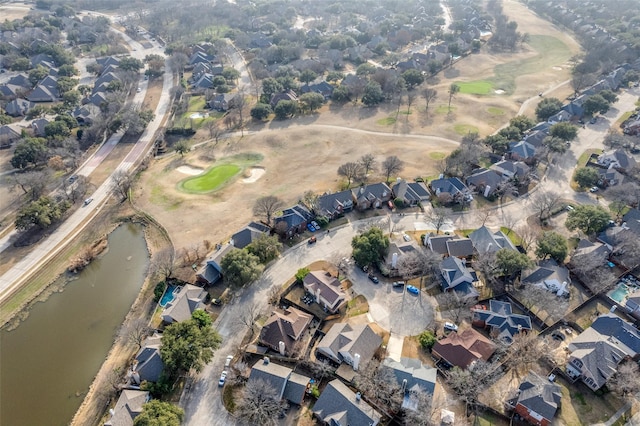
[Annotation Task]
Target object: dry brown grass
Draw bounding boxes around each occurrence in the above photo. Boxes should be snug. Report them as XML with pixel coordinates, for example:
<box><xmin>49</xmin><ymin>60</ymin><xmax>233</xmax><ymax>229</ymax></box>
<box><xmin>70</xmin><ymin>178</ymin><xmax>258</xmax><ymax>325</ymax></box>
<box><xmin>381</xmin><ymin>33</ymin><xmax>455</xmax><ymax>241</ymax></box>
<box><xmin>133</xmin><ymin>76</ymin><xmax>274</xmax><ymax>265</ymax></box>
<box><xmin>0</xmin><ymin>3</ymin><xmax>31</xmax><ymax>20</ymax></box>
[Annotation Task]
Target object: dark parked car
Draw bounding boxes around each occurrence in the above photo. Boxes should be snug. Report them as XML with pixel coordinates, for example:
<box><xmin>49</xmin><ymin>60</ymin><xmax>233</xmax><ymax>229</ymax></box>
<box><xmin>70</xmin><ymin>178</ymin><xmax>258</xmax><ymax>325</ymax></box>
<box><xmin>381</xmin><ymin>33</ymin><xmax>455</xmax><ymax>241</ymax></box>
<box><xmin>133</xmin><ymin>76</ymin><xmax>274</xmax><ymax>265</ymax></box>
<box><xmin>308</xmin><ymin>236</ymin><xmax>317</xmax><ymax>244</ymax></box>
<box><xmin>368</xmin><ymin>274</ymin><xmax>379</xmax><ymax>284</ymax></box>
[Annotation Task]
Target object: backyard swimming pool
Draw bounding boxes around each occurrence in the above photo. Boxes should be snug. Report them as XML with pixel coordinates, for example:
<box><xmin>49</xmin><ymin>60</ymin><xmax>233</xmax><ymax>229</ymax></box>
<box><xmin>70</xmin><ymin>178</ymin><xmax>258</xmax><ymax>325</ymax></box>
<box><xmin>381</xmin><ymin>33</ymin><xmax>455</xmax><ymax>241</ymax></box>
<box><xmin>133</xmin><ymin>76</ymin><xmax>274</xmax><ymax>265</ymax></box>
<box><xmin>607</xmin><ymin>275</ymin><xmax>640</xmax><ymax>304</ymax></box>
<box><xmin>160</xmin><ymin>284</ymin><xmax>179</xmax><ymax>307</ymax></box>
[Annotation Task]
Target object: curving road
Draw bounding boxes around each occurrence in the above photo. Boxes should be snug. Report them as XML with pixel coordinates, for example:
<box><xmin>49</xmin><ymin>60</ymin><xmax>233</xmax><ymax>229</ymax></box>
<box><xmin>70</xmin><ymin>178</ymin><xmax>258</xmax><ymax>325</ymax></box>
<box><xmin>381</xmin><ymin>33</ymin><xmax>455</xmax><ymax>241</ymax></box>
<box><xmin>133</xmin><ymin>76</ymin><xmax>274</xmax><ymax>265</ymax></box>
<box><xmin>0</xmin><ymin>21</ymin><xmax>174</xmax><ymax>305</ymax></box>
<box><xmin>180</xmin><ymin>85</ymin><xmax>640</xmax><ymax>425</ymax></box>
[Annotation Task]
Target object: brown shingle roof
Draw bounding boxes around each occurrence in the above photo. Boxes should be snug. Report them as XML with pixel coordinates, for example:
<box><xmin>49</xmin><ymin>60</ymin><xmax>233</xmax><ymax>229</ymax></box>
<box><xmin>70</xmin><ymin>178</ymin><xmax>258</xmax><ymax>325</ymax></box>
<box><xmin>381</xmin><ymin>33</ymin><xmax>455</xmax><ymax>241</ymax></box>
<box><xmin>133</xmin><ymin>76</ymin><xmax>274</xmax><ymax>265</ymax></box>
<box><xmin>259</xmin><ymin>307</ymin><xmax>312</xmax><ymax>355</ymax></box>
<box><xmin>303</xmin><ymin>271</ymin><xmax>346</xmax><ymax>308</ymax></box>
<box><xmin>432</xmin><ymin>328</ymin><xmax>496</xmax><ymax>369</ymax></box>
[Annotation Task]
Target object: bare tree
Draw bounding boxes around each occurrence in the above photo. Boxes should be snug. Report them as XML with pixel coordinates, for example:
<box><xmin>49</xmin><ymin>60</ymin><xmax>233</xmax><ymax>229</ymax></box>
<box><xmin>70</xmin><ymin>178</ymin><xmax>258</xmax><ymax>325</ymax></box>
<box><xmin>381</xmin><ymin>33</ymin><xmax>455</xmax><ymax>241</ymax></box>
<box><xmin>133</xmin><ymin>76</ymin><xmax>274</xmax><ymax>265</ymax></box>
<box><xmin>474</xmin><ymin>207</ymin><xmax>492</xmax><ymax>226</ymax></box>
<box><xmin>515</xmin><ymin>284</ymin><xmax>568</xmax><ymax>323</ymax></box>
<box><xmin>611</xmin><ymin>230</ymin><xmax>640</xmax><ymax>269</ymax></box>
<box><xmin>337</xmin><ymin>162</ymin><xmax>363</xmax><ymax>187</ymax></box>
<box><xmin>300</xmin><ymin>359</ymin><xmax>335</xmax><ymax>386</ymax></box>
<box><xmin>472</xmin><ymin>250</ymin><xmax>499</xmax><ymax>290</ymax></box>
<box><xmin>111</xmin><ymin>169</ymin><xmax>133</xmax><ymax>201</ymax></box>
<box><xmin>236</xmin><ymin>378</ymin><xmax>286</xmax><ymax>426</ymax></box>
<box><xmin>532</xmin><ymin>191</ymin><xmax>561</xmax><ymax>223</ymax></box>
<box><xmin>437</xmin><ymin>291</ymin><xmax>475</xmax><ymax>323</ymax></box>
<box><xmin>447</xmin><ymin>360</ymin><xmax>502</xmax><ymax>413</ymax></box>
<box><xmin>355</xmin><ymin>360</ymin><xmax>404</xmax><ymax>414</ymax></box>
<box><xmin>608</xmin><ymin>360</ymin><xmax>640</xmax><ymax>401</ymax></box>
<box><xmin>253</xmin><ymin>195</ymin><xmax>284</xmax><ymax>226</ymax></box>
<box><xmin>406</xmin><ymin>91</ymin><xmax>417</xmax><ymax>115</ymax></box>
<box><xmin>359</xmin><ymin>154</ymin><xmax>377</xmax><ymax>176</ymax></box>
<box><xmin>402</xmin><ymin>387</ymin><xmax>435</xmax><ymax>426</ymax></box>
<box><xmin>227</xmin><ymin>360</ymin><xmax>249</xmax><ymax>386</ymax></box>
<box><xmin>517</xmin><ymin>225</ymin><xmax>538</xmax><ymax>253</ymax></box>
<box><xmin>235</xmin><ymin>86</ymin><xmax>248</xmax><ymax>137</ymax></box>
<box><xmin>206</xmin><ymin>120</ymin><xmax>224</xmax><ymax>146</ymax></box>
<box><xmin>382</xmin><ymin>155</ymin><xmax>405</xmax><ymax>182</ymax></box>
<box><xmin>425</xmin><ymin>207</ymin><xmax>449</xmax><ymax>234</ymax></box>
<box><xmin>125</xmin><ymin>319</ymin><xmax>152</xmax><ymax>349</ymax></box>
<box><xmin>503</xmin><ymin>332</ymin><xmax>551</xmax><ymax>371</ymax></box>
<box><xmin>397</xmin><ymin>249</ymin><xmax>441</xmax><ymax>290</ymax></box>
<box><xmin>237</xmin><ymin>302</ymin><xmax>262</xmax><ymax>339</ymax></box>
<box><xmin>152</xmin><ymin>247</ymin><xmax>176</xmax><ymax>280</ymax></box>
<box><xmin>422</xmin><ymin>87</ymin><xmax>438</xmax><ymax>116</ymax></box>
<box><xmin>8</xmin><ymin>170</ymin><xmax>51</xmax><ymax>201</ymax></box>
<box><xmin>301</xmin><ymin>190</ymin><xmax>318</xmax><ymax>214</ymax></box>
<box><xmin>168</xmin><ymin>52</ymin><xmax>189</xmax><ymax>75</ymax></box>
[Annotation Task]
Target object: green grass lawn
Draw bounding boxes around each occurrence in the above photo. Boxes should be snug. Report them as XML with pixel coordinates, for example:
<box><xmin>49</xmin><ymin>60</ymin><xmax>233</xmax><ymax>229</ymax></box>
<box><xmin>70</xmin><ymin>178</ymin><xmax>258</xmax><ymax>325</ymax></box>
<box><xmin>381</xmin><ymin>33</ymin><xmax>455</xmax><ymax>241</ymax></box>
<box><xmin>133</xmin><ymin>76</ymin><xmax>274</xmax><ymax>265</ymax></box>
<box><xmin>188</xmin><ymin>96</ymin><xmax>206</xmax><ymax>111</ymax></box>
<box><xmin>463</xmin><ymin>35</ymin><xmax>572</xmax><ymax>96</ymax></box>
<box><xmin>500</xmin><ymin>227</ymin><xmax>522</xmax><ymax>246</ymax></box>
<box><xmin>436</xmin><ymin>104</ymin><xmax>456</xmax><ymax>114</ymax></box>
<box><xmin>487</xmin><ymin>107</ymin><xmax>505</xmax><ymax>116</ymax></box>
<box><xmin>454</xmin><ymin>124</ymin><xmax>479</xmax><ymax>135</ymax></box>
<box><xmin>180</xmin><ymin>164</ymin><xmax>241</xmax><ymax>193</ymax></box>
<box><xmin>377</xmin><ymin>116</ymin><xmax>397</xmax><ymax>125</ymax></box>
<box><xmin>429</xmin><ymin>152</ymin><xmax>447</xmax><ymax>160</ymax></box>
<box><xmin>457</xmin><ymin>81</ymin><xmax>494</xmax><ymax>95</ymax></box>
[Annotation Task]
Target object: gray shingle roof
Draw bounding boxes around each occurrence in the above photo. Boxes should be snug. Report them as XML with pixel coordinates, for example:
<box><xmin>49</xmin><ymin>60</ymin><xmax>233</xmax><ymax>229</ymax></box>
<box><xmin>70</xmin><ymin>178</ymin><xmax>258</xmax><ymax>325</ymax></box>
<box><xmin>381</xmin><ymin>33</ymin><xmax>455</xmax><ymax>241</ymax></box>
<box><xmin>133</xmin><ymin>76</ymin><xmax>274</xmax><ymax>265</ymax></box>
<box><xmin>469</xmin><ymin>226</ymin><xmax>516</xmax><ymax>253</ymax></box>
<box><xmin>472</xmin><ymin>300</ymin><xmax>532</xmax><ymax>344</ymax></box>
<box><xmin>248</xmin><ymin>359</ymin><xmax>291</xmax><ymax>399</ymax></box>
<box><xmin>282</xmin><ymin>372</ymin><xmax>310</xmax><ymax>405</ymax></box>
<box><xmin>516</xmin><ymin>372</ymin><xmax>561</xmax><ymax>423</ymax></box>
<box><xmin>231</xmin><ymin>221</ymin><xmax>270</xmax><ymax>249</ymax></box>
<box><xmin>134</xmin><ymin>333</ymin><xmax>164</xmax><ymax>383</ymax></box>
<box><xmin>316</xmin><ymin>190</ymin><xmax>354</xmax><ymax>217</ymax></box>
<box><xmin>104</xmin><ymin>390</ymin><xmax>149</xmax><ymax>426</ymax></box>
<box><xmin>382</xmin><ymin>357</ymin><xmax>437</xmax><ymax>395</ymax></box>
<box><xmin>313</xmin><ymin>379</ymin><xmax>381</xmax><ymax>426</ymax></box>
<box><xmin>316</xmin><ymin>323</ymin><xmax>382</xmax><ymax>365</ymax></box>
<box><xmin>161</xmin><ymin>284</ymin><xmax>206</xmax><ymax>323</ymax></box>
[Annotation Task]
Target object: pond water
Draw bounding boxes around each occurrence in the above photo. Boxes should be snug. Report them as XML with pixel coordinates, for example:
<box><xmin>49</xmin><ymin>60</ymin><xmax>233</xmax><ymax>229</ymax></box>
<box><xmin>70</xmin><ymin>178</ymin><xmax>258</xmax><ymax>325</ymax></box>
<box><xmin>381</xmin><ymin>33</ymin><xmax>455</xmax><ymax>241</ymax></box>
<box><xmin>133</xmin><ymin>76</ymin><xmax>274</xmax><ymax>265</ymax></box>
<box><xmin>0</xmin><ymin>223</ymin><xmax>149</xmax><ymax>426</ymax></box>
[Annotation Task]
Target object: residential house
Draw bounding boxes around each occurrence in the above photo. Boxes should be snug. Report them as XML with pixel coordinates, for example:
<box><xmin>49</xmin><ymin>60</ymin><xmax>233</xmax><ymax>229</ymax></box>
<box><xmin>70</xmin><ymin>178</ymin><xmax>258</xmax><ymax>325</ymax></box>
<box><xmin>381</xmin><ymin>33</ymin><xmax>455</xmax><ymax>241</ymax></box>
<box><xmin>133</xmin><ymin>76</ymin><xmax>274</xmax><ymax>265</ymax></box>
<box><xmin>161</xmin><ymin>284</ymin><xmax>207</xmax><ymax>324</ymax></box>
<box><xmin>269</xmin><ymin>90</ymin><xmax>298</xmax><ymax>109</ymax></box>
<box><xmin>189</xmin><ymin>51</ymin><xmax>215</xmax><ymax>66</ymax></box>
<box><xmin>7</xmin><ymin>73</ymin><xmax>31</xmax><ymax>88</ymax></box>
<box><xmin>547</xmin><ymin>109</ymin><xmax>572</xmax><ymax>124</ymax></box>
<box><xmin>88</xmin><ymin>91</ymin><xmax>108</xmax><ymax>108</ymax></box>
<box><xmin>94</xmin><ymin>72</ymin><xmax>120</xmax><ymax>92</ymax></box>
<box><xmin>274</xmin><ymin>204</ymin><xmax>313</xmax><ymax>237</ymax></box>
<box><xmin>512</xmin><ymin>372</ymin><xmax>562</xmax><ymax>426</ymax></box>
<box><xmin>472</xmin><ymin>300</ymin><xmax>532</xmax><ymax>344</ymax></box>
<box><xmin>446</xmin><ymin>238</ymin><xmax>474</xmax><ymax>259</ymax></box>
<box><xmin>597</xmin><ymin>149</ymin><xmax>638</xmax><ymax>173</ymax></box>
<box><xmin>523</xmin><ymin>130</ymin><xmax>549</xmax><ymax>148</ymax></box>
<box><xmin>425</xmin><ymin>234</ymin><xmax>454</xmax><ymax>256</ymax></box>
<box><xmin>439</xmin><ymin>256</ymin><xmax>479</xmax><ymax>297</ymax></box>
<box><xmin>432</xmin><ymin>328</ymin><xmax>496</xmax><ymax>369</ymax></box>
<box><xmin>0</xmin><ymin>83</ymin><xmax>22</xmax><ymax>99</ymax></box>
<box><xmin>191</xmin><ymin>73</ymin><xmax>216</xmax><ymax>90</ymax></box>
<box><xmin>27</xmin><ymin>85</ymin><xmax>57</xmax><ymax>102</ymax></box>
<box><xmin>259</xmin><ymin>306</ymin><xmax>312</xmax><ymax>356</ymax></box>
<box><xmin>196</xmin><ymin>244</ymin><xmax>234</xmax><ymax>285</ymax></box>
<box><xmin>96</xmin><ymin>56</ymin><xmax>120</xmax><ymax>68</ymax></box>
<box><xmin>521</xmin><ymin>259</ymin><xmax>571</xmax><ymax>296</ymax></box>
<box><xmin>31</xmin><ymin>117</ymin><xmax>51</xmax><ymax>137</ymax></box>
<box><xmin>561</xmin><ymin>95</ymin><xmax>587</xmax><ymax>119</ymax></box>
<box><xmin>508</xmin><ymin>140</ymin><xmax>536</xmax><ymax>161</ymax></box>
<box><xmin>316</xmin><ymin>323</ymin><xmax>382</xmax><ymax>367</ymax></box>
<box><xmin>299</xmin><ymin>80</ymin><xmax>334</xmax><ymax>100</ymax></box>
<box><xmin>352</xmin><ymin>182</ymin><xmax>393</xmax><ymax>210</ymax></box>
<box><xmin>313</xmin><ymin>379</ymin><xmax>382</xmax><ymax>426</ymax></box>
<box><xmin>302</xmin><ymin>270</ymin><xmax>347</xmax><ymax>313</ymax></box>
<box><xmin>72</xmin><ymin>104</ymin><xmax>100</xmax><ymax>126</ymax></box>
<box><xmin>490</xmin><ymin>160</ymin><xmax>530</xmax><ymax>180</ymax></box>
<box><xmin>132</xmin><ymin>333</ymin><xmax>164</xmax><ymax>384</ymax></box>
<box><xmin>382</xmin><ymin>357</ymin><xmax>437</xmax><ymax>397</ymax></box>
<box><xmin>392</xmin><ymin>179</ymin><xmax>430</xmax><ymax>206</ymax></box>
<box><xmin>469</xmin><ymin>225</ymin><xmax>516</xmax><ymax>253</ymax></box>
<box><xmin>566</xmin><ymin>313</ymin><xmax>640</xmax><ymax>390</ymax></box>
<box><xmin>104</xmin><ymin>390</ymin><xmax>149</xmax><ymax>426</ymax></box>
<box><xmin>249</xmin><ymin>34</ymin><xmax>273</xmax><ymax>49</ymax></box>
<box><xmin>231</xmin><ymin>221</ymin><xmax>270</xmax><ymax>249</ymax></box>
<box><xmin>625</xmin><ymin>290</ymin><xmax>640</xmax><ymax>321</ymax></box>
<box><xmin>4</xmin><ymin>98</ymin><xmax>33</xmax><ymax>116</ymax></box>
<box><xmin>315</xmin><ymin>190</ymin><xmax>354</xmax><ymax>219</ymax></box>
<box><xmin>206</xmin><ymin>93</ymin><xmax>237</xmax><ymax>112</ymax></box>
<box><xmin>622</xmin><ymin>208</ymin><xmax>640</xmax><ymax>235</ymax></box>
<box><xmin>248</xmin><ymin>358</ymin><xmax>311</xmax><ymax>405</ymax></box>
<box><xmin>0</xmin><ymin>125</ymin><xmax>20</xmax><ymax>148</ymax></box>
<box><xmin>597</xmin><ymin>167</ymin><xmax>625</xmax><ymax>187</ymax></box>
<box><xmin>430</xmin><ymin>177</ymin><xmax>472</xmax><ymax>204</ymax></box>
<box><xmin>466</xmin><ymin>168</ymin><xmax>503</xmax><ymax>198</ymax></box>
<box><xmin>623</xmin><ymin>117</ymin><xmax>640</xmax><ymax>135</ymax></box>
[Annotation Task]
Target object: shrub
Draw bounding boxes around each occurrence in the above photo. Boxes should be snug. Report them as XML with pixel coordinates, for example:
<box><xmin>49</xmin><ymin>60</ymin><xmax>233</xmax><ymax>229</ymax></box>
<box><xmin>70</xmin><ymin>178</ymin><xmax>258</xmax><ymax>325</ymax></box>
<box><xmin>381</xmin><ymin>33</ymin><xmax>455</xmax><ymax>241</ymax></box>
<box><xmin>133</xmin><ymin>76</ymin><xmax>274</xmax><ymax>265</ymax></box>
<box><xmin>418</xmin><ymin>330</ymin><xmax>437</xmax><ymax>350</ymax></box>
<box><xmin>295</xmin><ymin>267</ymin><xmax>310</xmax><ymax>283</ymax></box>
<box><xmin>154</xmin><ymin>281</ymin><xmax>167</xmax><ymax>302</ymax></box>
<box><xmin>394</xmin><ymin>197</ymin><xmax>404</xmax><ymax>207</ymax></box>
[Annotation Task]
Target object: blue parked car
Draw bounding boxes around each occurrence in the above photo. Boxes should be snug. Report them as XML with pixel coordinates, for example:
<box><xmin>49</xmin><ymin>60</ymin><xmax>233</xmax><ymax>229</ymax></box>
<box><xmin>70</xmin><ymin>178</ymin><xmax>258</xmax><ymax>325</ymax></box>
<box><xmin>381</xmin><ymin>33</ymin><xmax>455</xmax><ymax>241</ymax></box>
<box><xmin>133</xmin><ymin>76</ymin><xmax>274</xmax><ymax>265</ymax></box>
<box><xmin>406</xmin><ymin>285</ymin><xmax>419</xmax><ymax>295</ymax></box>
<box><xmin>307</xmin><ymin>223</ymin><xmax>316</xmax><ymax>232</ymax></box>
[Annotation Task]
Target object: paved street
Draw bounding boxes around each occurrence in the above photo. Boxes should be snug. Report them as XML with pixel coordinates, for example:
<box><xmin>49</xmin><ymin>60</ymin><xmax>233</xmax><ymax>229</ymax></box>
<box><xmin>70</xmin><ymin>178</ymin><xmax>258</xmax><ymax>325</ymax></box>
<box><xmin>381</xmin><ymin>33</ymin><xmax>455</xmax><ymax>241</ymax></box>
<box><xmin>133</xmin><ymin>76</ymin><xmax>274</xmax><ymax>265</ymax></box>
<box><xmin>0</xmin><ymin>23</ymin><xmax>174</xmax><ymax>304</ymax></box>
<box><xmin>181</xmin><ymin>86</ymin><xmax>640</xmax><ymax>424</ymax></box>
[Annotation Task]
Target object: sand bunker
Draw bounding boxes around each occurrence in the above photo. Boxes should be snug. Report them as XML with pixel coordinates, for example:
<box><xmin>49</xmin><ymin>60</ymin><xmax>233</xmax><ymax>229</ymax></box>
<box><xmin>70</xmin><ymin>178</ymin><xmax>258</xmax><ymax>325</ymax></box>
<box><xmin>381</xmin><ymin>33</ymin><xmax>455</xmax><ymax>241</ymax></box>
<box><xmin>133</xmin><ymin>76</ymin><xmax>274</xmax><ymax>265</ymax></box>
<box><xmin>242</xmin><ymin>167</ymin><xmax>266</xmax><ymax>183</ymax></box>
<box><xmin>494</xmin><ymin>89</ymin><xmax>505</xmax><ymax>94</ymax></box>
<box><xmin>552</xmin><ymin>66</ymin><xmax>563</xmax><ymax>70</ymax></box>
<box><xmin>176</xmin><ymin>165</ymin><xmax>204</xmax><ymax>175</ymax></box>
